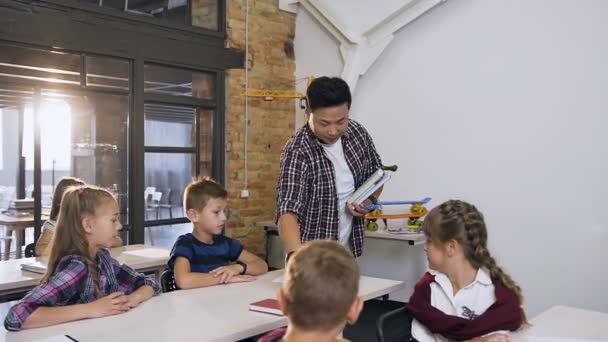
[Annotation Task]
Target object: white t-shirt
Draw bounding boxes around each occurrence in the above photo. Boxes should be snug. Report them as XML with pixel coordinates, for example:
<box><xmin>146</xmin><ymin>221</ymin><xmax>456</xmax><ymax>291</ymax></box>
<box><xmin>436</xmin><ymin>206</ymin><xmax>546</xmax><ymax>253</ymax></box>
<box><xmin>321</xmin><ymin>137</ymin><xmax>355</xmax><ymax>246</ymax></box>
<box><xmin>411</xmin><ymin>268</ymin><xmax>501</xmax><ymax>342</ymax></box>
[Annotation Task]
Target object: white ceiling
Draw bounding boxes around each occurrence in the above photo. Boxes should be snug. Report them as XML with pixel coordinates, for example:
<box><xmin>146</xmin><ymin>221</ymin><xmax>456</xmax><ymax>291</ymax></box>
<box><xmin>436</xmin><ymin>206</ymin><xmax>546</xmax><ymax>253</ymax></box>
<box><xmin>314</xmin><ymin>0</ymin><xmax>414</xmax><ymax>36</ymax></box>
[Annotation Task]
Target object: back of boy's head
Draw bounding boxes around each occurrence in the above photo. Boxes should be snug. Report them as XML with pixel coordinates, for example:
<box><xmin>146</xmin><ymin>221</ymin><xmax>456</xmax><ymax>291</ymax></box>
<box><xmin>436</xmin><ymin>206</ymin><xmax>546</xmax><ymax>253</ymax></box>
<box><xmin>183</xmin><ymin>177</ymin><xmax>227</xmax><ymax>211</ymax></box>
<box><xmin>283</xmin><ymin>240</ymin><xmax>359</xmax><ymax>331</ymax></box>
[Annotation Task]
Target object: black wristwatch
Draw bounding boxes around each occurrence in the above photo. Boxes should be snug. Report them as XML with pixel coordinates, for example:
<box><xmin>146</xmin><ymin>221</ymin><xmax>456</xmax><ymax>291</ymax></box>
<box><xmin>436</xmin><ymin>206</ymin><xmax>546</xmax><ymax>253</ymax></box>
<box><xmin>235</xmin><ymin>260</ymin><xmax>247</xmax><ymax>275</ymax></box>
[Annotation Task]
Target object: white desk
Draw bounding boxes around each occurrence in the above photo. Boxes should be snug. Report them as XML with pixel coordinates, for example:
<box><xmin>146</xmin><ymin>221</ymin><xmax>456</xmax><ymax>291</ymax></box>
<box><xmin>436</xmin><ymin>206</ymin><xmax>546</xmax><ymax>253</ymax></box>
<box><xmin>365</xmin><ymin>230</ymin><xmax>426</xmax><ymax>245</ymax></box>
<box><xmin>0</xmin><ymin>245</ymin><xmax>169</xmax><ymax>297</ymax></box>
<box><xmin>0</xmin><ymin>214</ymin><xmax>49</xmax><ymax>260</ymax></box>
<box><xmin>0</xmin><ymin>269</ymin><xmax>404</xmax><ymax>342</ymax></box>
<box><xmin>511</xmin><ymin>305</ymin><xmax>608</xmax><ymax>341</ymax></box>
<box><xmin>255</xmin><ymin>220</ymin><xmax>427</xmax><ymax>302</ymax></box>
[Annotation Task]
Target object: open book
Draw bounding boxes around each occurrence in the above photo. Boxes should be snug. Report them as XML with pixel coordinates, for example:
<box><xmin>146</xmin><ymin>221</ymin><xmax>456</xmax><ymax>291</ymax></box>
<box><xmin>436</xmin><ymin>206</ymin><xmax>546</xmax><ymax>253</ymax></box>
<box><xmin>249</xmin><ymin>298</ymin><xmax>283</xmax><ymax>316</ymax></box>
<box><xmin>347</xmin><ymin>168</ymin><xmax>393</xmax><ymax>205</ymax></box>
<box><xmin>21</xmin><ymin>261</ymin><xmax>47</xmax><ymax>274</ymax></box>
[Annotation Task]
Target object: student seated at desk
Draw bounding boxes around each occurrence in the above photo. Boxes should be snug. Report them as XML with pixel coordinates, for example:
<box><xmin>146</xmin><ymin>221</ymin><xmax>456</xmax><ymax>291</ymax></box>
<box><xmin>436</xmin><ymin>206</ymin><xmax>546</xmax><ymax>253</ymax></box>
<box><xmin>258</xmin><ymin>240</ymin><xmax>363</xmax><ymax>342</ymax></box>
<box><xmin>407</xmin><ymin>200</ymin><xmax>527</xmax><ymax>342</ymax></box>
<box><xmin>4</xmin><ymin>185</ymin><xmax>160</xmax><ymax>331</ymax></box>
<box><xmin>35</xmin><ymin>177</ymin><xmax>123</xmax><ymax>256</ymax></box>
<box><xmin>169</xmin><ymin>177</ymin><xmax>267</xmax><ymax>289</ymax></box>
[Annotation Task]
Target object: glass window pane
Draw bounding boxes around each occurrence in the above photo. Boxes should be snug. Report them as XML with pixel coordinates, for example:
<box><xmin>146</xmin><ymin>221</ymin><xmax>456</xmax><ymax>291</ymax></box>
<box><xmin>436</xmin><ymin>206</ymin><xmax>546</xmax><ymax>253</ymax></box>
<box><xmin>38</xmin><ymin>92</ymin><xmax>130</xmax><ymax>225</ymax></box>
<box><xmin>144</xmin><ymin>153</ymin><xmax>194</xmax><ymax>221</ymax></box>
<box><xmin>81</xmin><ymin>0</ymin><xmax>125</xmax><ymax>11</ymax></box>
<box><xmin>0</xmin><ymin>43</ymin><xmax>81</xmax><ymax>86</ymax></box>
<box><xmin>144</xmin><ymin>222</ymin><xmax>191</xmax><ymax>248</ymax></box>
<box><xmin>86</xmin><ymin>56</ymin><xmax>130</xmax><ymax>92</ymax></box>
<box><xmin>145</xmin><ymin>104</ymin><xmax>195</xmax><ymax>147</ymax></box>
<box><xmin>199</xmin><ymin>109</ymin><xmax>213</xmax><ymax>176</ymax></box>
<box><xmin>129</xmin><ymin>0</ymin><xmax>189</xmax><ymax>25</ymax></box>
<box><xmin>192</xmin><ymin>0</ymin><xmax>218</xmax><ymax>31</ymax></box>
<box><xmin>144</xmin><ymin>64</ymin><xmax>215</xmax><ymax>100</ymax></box>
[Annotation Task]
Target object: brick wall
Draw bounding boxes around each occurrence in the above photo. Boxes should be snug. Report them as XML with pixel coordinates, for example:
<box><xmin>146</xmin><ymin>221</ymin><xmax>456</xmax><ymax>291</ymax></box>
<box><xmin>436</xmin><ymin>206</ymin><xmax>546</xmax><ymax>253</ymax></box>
<box><xmin>196</xmin><ymin>0</ymin><xmax>296</xmax><ymax>256</ymax></box>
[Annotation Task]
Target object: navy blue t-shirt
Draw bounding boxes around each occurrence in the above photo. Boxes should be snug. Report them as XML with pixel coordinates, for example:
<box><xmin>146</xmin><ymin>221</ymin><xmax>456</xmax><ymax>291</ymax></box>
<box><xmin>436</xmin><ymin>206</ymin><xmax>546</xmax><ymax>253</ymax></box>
<box><xmin>168</xmin><ymin>233</ymin><xmax>244</xmax><ymax>273</ymax></box>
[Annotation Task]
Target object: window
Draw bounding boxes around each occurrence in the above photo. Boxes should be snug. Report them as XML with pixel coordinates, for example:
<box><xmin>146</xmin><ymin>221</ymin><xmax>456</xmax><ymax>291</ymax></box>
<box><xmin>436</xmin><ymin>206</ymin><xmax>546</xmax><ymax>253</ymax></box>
<box><xmin>0</xmin><ymin>110</ymin><xmax>3</xmax><ymax>170</ymax></box>
<box><xmin>79</xmin><ymin>0</ymin><xmax>220</xmax><ymax>31</ymax></box>
<box><xmin>144</xmin><ymin>64</ymin><xmax>215</xmax><ymax>99</ymax></box>
<box><xmin>23</xmin><ymin>100</ymin><xmax>72</xmax><ymax>171</ymax></box>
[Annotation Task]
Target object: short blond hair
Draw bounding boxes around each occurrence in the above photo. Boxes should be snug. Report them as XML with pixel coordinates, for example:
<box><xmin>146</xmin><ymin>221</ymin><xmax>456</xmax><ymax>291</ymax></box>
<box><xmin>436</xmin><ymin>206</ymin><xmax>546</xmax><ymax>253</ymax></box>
<box><xmin>283</xmin><ymin>240</ymin><xmax>359</xmax><ymax>331</ymax></box>
<box><xmin>183</xmin><ymin>177</ymin><xmax>227</xmax><ymax>211</ymax></box>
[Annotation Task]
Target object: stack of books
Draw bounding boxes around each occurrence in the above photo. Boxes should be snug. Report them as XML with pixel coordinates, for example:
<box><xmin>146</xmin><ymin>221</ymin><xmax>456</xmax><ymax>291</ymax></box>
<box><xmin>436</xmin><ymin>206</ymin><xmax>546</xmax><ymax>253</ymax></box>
<box><xmin>20</xmin><ymin>261</ymin><xmax>47</xmax><ymax>274</ymax></box>
<box><xmin>347</xmin><ymin>168</ymin><xmax>393</xmax><ymax>205</ymax></box>
<box><xmin>8</xmin><ymin>198</ymin><xmax>35</xmax><ymax>214</ymax></box>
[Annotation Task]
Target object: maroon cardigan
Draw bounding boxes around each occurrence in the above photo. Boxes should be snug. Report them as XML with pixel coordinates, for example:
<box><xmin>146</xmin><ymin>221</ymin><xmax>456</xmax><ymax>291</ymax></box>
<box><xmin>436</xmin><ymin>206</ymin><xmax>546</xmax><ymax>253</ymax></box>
<box><xmin>407</xmin><ymin>272</ymin><xmax>523</xmax><ymax>341</ymax></box>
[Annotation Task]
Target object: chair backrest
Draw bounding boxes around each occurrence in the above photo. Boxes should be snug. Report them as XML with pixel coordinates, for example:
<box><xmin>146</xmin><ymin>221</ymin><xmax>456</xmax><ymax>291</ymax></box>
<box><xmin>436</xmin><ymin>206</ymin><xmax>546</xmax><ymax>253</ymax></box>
<box><xmin>169</xmin><ymin>188</ymin><xmax>182</xmax><ymax>206</ymax></box>
<box><xmin>376</xmin><ymin>306</ymin><xmax>414</xmax><ymax>342</ymax></box>
<box><xmin>152</xmin><ymin>191</ymin><xmax>162</xmax><ymax>202</ymax></box>
<box><xmin>24</xmin><ymin>243</ymin><xmax>36</xmax><ymax>258</ymax></box>
<box><xmin>144</xmin><ymin>187</ymin><xmax>156</xmax><ymax>201</ymax></box>
<box><xmin>160</xmin><ymin>269</ymin><xmax>179</xmax><ymax>293</ymax></box>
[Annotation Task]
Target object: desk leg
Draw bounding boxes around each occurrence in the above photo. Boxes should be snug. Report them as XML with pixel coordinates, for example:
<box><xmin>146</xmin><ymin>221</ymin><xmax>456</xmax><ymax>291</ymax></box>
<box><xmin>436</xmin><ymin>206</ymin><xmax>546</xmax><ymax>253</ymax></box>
<box><xmin>15</xmin><ymin>229</ymin><xmax>23</xmax><ymax>259</ymax></box>
<box><xmin>3</xmin><ymin>228</ymin><xmax>13</xmax><ymax>261</ymax></box>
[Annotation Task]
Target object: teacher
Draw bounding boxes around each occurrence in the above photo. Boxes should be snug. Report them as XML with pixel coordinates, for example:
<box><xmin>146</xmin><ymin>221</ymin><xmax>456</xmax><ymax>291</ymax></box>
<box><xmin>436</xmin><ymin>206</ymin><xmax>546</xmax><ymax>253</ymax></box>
<box><xmin>275</xmin><ymin>76</ymin><xmax>384</xmax><ymax>260</ymax></box>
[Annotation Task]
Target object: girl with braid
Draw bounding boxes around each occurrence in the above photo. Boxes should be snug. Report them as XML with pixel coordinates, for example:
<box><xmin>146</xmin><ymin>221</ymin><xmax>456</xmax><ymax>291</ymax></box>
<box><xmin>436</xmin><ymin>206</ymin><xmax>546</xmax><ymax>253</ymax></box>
<box><xmin>4</xmin><ymin>185</ymin><xmax>160</xmax><ymax>331</ymax></box>
<box><xmin>407</xmin><ymin>200</ymin><xmax>527</xmax><ymax>342</ymax></box>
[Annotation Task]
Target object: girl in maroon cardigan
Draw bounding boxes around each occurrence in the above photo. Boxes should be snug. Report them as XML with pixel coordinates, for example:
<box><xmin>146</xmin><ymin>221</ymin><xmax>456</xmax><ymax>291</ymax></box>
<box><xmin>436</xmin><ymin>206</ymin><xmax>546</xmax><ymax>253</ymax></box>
<box><xmin>407</xmin><ymin>200</ymin><xmax>528</xmax><ymax>342</ymax></box>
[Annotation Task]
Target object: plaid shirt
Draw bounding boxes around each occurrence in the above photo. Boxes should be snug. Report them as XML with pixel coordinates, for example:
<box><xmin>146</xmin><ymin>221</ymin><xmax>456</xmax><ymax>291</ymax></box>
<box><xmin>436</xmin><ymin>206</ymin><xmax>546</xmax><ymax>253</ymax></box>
<box><xmin>4</xmin><ymin>248</ymin><xmax>161</xmax><ymax>331</ymax></box>
<box><xmin>275</xmin><ymin>120</ymin><xmax>382</xmax><ymax>257</ymax></box>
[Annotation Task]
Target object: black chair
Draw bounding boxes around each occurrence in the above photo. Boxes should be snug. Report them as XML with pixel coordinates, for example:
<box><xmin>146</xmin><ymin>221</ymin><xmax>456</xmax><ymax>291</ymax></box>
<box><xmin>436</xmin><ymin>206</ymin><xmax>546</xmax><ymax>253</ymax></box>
<box><xmin>160</xmin><ymin>269</ymin><xmax>179</xmax><ymax>293</ymax></box>
<box><xmin>24</xmin><ymin>243</ymin><xmax>36</xmax><ymax>258</ymax></box>
<box><xmin>159</xmin><ymin>188</ymin><xmax>181</xmax><ymax>219</ymax></box>
<box><xmin>376</xmin><ymin>306</ymin><xmax>415</xmax><ymax>342</ymax></box>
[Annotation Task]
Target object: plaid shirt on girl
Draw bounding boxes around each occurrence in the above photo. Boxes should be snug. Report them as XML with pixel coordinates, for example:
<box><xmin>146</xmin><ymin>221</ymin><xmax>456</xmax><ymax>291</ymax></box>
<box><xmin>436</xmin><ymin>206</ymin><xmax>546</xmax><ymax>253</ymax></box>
<box><xmin>275</xmin><ymin>120</ymin><xmax>383</xmax><ymax>257</ymax></box>
<box><xmin>4</xmin><ymin>248</ymin><xmax>161</xmax><ymax>331</ymax></box>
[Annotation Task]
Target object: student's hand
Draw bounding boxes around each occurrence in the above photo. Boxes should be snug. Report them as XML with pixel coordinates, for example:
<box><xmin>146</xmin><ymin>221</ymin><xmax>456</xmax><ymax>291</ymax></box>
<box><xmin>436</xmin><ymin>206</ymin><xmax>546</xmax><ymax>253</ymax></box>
<box><xmin>227</xmin><ymin>275</ymin><xmax>257</xmax><ymax>283</ymax></box>
<box><xmin>472</xmin><ymin>333</ymin><xmax>511</xmax><ymax>342</ymax></box>
<box><xmin>86</xmin><ymin>292</ymin><xmax>130</xmax><ymax>318</ymax></box>
<box><xmin>346</xmin><ymin>201</ymin><xmax>371</xmax><ymax>217</ymax></box>
<box><xmin>124</xmin><ymin>293</ymin><xmax>144</xmax><ymax>309</ymax></box>
<box><xmin>210</xmin><ymin>264</ymin><xmax>243</xmax><ymax>283</ymax></box>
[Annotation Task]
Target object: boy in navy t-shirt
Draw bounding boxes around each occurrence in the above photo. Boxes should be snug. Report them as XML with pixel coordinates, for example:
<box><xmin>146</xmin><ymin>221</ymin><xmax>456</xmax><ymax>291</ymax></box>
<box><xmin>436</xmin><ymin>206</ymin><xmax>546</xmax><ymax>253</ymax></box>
<box><xmin>169</xmin><ymin>178</ymin><xmax>268</xmax><ymax>289</ymax></box>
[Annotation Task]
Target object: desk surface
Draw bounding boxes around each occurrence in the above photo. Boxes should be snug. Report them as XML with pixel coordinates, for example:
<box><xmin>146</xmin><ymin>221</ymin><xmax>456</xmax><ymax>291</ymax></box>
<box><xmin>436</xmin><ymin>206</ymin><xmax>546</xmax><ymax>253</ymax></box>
<box><xmin>256</xmin><ymin>220</ymin><xmax>426</xmax><ymax>244</ymax></box>
<box><xmin>0</xmin><ymin>245</ymin><xmax>170</xmax><ymax>295</ymax></box>
<box><xmin>512</xmin><ymin>305</ymin><xmax>608</xmax><ymax>341</ymax></box>
<box><xmin>0</xmin><ymin>269</ymin><xmax>404</xmax><ymax>342</ymax></box>
<box><xmin>0</xmin><ymin>214</ymin><xmax>48</xmax><ymax>226</ymax></box>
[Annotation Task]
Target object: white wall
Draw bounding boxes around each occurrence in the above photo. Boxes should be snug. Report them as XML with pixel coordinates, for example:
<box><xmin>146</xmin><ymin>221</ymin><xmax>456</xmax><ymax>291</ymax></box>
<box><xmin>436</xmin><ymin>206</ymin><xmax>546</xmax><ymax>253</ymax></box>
<box><xmin>350</xmin><ymin>0</ymin><xmax>608</xmax><ymax>316</ymax></box>
<box><xmin>295</xmin><ymin>0</ymin><xmax>608</xmax><ymax>317</ymax></box>
<box><xmin>294</xmin><ymin>7</ymin><xmax>343</xmax><ymax>129</ymax></box>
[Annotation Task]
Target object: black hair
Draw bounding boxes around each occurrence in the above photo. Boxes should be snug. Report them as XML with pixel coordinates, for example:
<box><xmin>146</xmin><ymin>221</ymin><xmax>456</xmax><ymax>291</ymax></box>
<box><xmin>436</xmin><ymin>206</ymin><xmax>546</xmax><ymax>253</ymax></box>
<box><xmin>306</xmin><ymin>77</ymin><xmax>352</xmax><ymax>111</ymax></box>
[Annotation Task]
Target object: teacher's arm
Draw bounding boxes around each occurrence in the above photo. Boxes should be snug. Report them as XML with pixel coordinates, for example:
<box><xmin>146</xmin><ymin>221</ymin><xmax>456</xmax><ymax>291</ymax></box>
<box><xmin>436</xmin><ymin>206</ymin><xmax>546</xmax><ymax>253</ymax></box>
<box><xmin>278</xmin><ymin>212</ymin><xmax>302</xmax><ymax>254</ymax></box>
<box><xmin>276</xmin><ymin>149</ymin><xmax>308</xmax><ymax>255</ymax></box>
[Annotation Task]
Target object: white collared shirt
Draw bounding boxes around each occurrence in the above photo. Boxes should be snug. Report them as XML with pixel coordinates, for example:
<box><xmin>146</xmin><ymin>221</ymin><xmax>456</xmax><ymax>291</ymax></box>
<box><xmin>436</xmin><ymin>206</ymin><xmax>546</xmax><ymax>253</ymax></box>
<box><xmin>411</xmin><ymin>268</ymin><xmax>498</xmax><ymax>342</ymax></box>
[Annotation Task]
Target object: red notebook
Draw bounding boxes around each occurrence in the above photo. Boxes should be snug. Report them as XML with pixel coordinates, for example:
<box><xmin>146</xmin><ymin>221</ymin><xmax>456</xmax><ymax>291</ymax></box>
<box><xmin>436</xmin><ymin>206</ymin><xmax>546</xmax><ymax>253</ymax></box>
<box><xmin>249</xmin><ymin>299</ymin><xmax>283</xmax><ymax>316</ymax></box>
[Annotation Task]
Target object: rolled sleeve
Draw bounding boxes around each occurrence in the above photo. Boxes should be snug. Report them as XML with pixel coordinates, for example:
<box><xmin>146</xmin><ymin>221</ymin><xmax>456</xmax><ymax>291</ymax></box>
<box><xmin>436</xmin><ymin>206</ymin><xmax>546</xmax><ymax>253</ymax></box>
<box><xmin>275</xmin><ymin>148</ymin><xmax>308</xmax><ymax>223</ymax></box>
<box><xmin>4</xmin><ymin>257</ymin><xmax>88</xmax><ymax>331</ymax></box>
